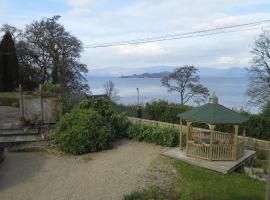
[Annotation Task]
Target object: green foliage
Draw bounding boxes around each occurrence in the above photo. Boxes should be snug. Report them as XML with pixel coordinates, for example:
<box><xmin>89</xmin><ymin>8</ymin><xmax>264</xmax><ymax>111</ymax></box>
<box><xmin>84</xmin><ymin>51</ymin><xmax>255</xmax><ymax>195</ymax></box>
<box><xmin>173</xmin><ymin>160</ymin><xmax>265</xmax><ymax>200</ymax></box>
<box><xmin>59</xmin><ymin>97</ymin><xmax>74</xmax><ymax>115</ymax></box>
<box><xmin>110</xmin><ymin>112</ymin><xmax>131</xmax><ymax>138</ymax></box>
<box><xmin>54</xmin><ymin>108</ymin><xmax>111</xmax><ymax>155</ymax></box>
<box><xmin>145</xmin><ymin>100</ymin><xmax>192</xmax><ymax>123</ymax></box>
<box><xmin>79</xmin><ymin>97</ymin><xmax>113</xmax><ymax>118</ymax></box>
<box><xmin>112</xmin><ymin>103</ymin><xmax>140</xmax><ymax>118</ymax></box>
<box><xmin>41</xmin><ymin>83</ymin><xmax>61</xmax><ymax>93</ymax></box>
<box><xmin>54</xmin><ymin>97</ymin><xmax>131</xmax><ymax>154</ymax></box>
<box><xmin>79</xmin><ymin>98</ymin><xmax>130</xmax><ymax>138</ymax></box>
<box><xmin>127</xmin><ymin>123</ymin><xmax>178</xmax><ymax>147</ymax></box>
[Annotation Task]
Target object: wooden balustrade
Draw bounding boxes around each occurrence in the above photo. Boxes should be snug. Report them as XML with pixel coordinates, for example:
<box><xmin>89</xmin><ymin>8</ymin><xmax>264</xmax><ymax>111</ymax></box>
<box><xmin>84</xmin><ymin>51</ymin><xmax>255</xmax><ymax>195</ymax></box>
<box><xmin>187</xmin><ymin>141</ymin><xmax>210</xmax><ymax>160</ymax></box>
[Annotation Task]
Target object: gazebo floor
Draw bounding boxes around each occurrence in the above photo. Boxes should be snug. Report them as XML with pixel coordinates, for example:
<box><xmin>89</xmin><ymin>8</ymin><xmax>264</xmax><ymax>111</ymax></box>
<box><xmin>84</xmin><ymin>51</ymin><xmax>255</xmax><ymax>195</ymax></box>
<box><xmin>162</xmin><ymin>148</ymin><xmax>256</xmax><ymax>174</ymax></box>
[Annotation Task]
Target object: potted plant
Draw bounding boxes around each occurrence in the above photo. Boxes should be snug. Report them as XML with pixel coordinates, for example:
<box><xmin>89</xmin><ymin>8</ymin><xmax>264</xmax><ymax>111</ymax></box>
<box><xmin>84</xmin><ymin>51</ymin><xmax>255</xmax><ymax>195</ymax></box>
<box><xmin>17</xmin><ymin>116</ymin><xmax>26</xmax><ymax>128</ymax></box>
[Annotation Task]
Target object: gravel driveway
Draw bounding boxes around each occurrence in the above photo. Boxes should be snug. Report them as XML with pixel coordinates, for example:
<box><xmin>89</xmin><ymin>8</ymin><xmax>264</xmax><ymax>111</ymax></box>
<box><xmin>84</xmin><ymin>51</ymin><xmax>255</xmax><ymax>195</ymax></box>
<box><xmin>0</xmin><ymin>140</ymin><xmax>172</xmax><ymax>200</ymax></box>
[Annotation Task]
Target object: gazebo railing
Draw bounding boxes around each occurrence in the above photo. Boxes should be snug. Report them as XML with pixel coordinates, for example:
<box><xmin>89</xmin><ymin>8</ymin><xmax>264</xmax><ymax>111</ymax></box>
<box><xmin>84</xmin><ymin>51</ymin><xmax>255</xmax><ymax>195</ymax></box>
<box><xmin>187</xmin><ymin>141</ymin><xmax>210</xmax><ymax>159</ymax></box>
<box><xmin>191</xmin><ymin>129</ymin><xmax>233</xmax><ymax>144</ymax></box>
<box><xmin>188</xmin><ymin>130</ymin><xmax>245</xmax><ymax>161</ymax></box>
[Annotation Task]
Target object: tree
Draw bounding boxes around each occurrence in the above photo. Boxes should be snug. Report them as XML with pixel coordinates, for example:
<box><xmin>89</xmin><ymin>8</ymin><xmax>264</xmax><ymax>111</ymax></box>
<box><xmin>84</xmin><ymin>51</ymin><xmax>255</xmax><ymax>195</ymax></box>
<box><xmin>247</xmin><ymin>31</ymin><xmax>270</xmax><ymax>107</ymax></box>
<box><xmin>0</xmin><ymin>31</ymin><xmax>19</xmax><ymax>91</ymax></box>
<box><xmin>21</xmin><ymin>15</ymin><xmax>88</xmax><ymax>92</ymax></box>
<box><xmin>0</xmin><ymin>24</ymin><xmax>22</xmax><ymax>40</ymax></box>
<box><xmin>103</xmin><ymin>80</ymin><xmax>119</xmax><ymax>102</ymax></box>
<box><xmin>0</xmin><ymin>24</ymin><xmax>38</xmax><ymax>90</ymax></box>
<box><xmin>161</xmin><ymin>65</ymin><xmax>209</xmax><ymax>105</ymax></box>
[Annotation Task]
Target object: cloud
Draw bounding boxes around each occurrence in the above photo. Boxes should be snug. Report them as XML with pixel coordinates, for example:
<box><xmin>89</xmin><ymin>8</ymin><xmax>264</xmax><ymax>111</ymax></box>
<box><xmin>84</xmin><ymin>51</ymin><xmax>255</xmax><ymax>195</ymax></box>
<box><xmin>213</xmin><ymin>56</ymin><xmax>250</xmax><ymax>66</ymax></box>
<box><xmin>114</xmin><ymin>43</ymin><xmax>169</xmax><ymax>56</ymax></box>
<box><xmin>67</xmin><ymin>0</ymin><xmax>96</xmax><ymax>16</ymax></box>
<box><xmin>1</xmin><ymin>0</ymin><xmax>270</xmax><ymax>75</ymax></box>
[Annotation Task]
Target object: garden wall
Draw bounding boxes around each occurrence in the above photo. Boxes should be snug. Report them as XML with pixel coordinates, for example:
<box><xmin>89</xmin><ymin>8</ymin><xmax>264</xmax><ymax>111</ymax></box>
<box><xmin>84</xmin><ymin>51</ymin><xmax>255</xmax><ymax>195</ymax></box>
<box><xmin>22</xmin><ymin>97</ymin><xmax>59</xmax><ymax>124</ymax></box>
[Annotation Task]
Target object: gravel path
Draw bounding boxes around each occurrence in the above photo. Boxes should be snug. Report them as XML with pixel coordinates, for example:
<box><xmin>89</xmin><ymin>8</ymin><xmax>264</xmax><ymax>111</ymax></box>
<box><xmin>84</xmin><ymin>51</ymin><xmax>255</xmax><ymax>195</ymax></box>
<box><xmin>0</xmin><ymin>140</ymin><xmax>173</xmax><ymax>200</ymax></box>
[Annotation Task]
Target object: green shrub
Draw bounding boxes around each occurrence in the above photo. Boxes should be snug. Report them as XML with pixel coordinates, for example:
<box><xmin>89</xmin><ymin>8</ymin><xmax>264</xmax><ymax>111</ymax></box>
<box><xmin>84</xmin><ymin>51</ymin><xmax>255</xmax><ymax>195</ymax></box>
<box><xmin>79</xmin><ymin>98</ymin><xmax>129</xmax><ymax>139</ymax></box>
<box><xmin>145</xmin><ymin>100</ymin><xmax>192</xmax><ymax>123</ymax></box>
<box><xmin>54</xmin><ymin>108</ymin><xmax>111</xmax><ymax>155</ymax></box>
<box><xmin>127</xmin><ymin>123</ymin><xmax>179</xmax><ymax>147</ymax></box>
<box><xmin>79</xmin><ymin>97</ymin><xmax>113</xmax><ymax>118</ymax></box>
<box><xmin>59</xmin><ymin>97</ymin><xmax>74</xmax><ymax>115</ymax></box>
<box><xmin>110</xmin><ymin>112</ymin><xmax>131</xmax><ymax>138</ymax></box>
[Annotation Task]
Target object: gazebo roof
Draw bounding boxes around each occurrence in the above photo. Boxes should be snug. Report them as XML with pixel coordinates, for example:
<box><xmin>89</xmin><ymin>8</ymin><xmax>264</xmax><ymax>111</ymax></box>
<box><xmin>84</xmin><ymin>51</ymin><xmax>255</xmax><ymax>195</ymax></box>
<box><xmin>178</xmin><ymin>94</ymin><xmax>248</xmax><ymax>124</ymax></box>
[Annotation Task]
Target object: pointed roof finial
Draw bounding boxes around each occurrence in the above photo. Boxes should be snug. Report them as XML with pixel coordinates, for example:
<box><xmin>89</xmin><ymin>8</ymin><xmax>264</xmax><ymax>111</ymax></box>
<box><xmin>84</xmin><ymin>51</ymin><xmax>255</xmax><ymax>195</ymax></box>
<box><xmin>209</xmin><ymin>92</ymin><xmax>218</xmax><ymax>104</ymax></box>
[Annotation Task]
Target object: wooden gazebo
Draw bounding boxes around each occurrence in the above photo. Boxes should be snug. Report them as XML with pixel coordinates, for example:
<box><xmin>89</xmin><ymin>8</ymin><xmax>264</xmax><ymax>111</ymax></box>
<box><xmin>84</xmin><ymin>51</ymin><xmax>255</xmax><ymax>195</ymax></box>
<box><xmin>178</xmin><ymin>94</ymin><xmax>248</xmax><ymax>161</ymax></box>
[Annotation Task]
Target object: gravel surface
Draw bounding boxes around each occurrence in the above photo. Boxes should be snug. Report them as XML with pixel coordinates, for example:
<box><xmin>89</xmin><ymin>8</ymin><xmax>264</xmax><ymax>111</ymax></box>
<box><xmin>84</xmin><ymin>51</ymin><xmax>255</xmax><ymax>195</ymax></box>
<box><xmin>0</xmin><ymin>140</ymin><xmax>173</xmax><ymax>200</ymax></box>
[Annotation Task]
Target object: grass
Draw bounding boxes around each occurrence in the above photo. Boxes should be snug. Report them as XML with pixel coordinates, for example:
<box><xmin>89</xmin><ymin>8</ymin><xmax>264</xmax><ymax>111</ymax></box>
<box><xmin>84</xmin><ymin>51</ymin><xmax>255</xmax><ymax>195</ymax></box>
<box><xmin>0</xmin><ymin>92</ymin><xmax>19</xmax><ymax>99</ymax></box>
<box><xmin>125</xmin><ymin>160</ymin><xmax>265</xmax><ymax>200</ymax></box>
<box><xmin>172</xmin><ymin>160</ymin><xmax>265</xmax><ymax>200</ymax></box>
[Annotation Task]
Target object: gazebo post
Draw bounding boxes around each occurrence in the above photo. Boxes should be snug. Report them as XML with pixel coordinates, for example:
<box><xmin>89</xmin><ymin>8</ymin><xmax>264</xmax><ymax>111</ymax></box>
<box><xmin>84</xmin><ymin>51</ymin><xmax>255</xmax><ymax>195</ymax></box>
<box><xmin>186</xmin><ymin>121</ymin><xmax>192</xmax><ymax>154</ymax></box>
<box><xmin>243</xmin><ymin>128</ymin><xmax>246</xmax><ymax>148</ymax></box>
<box><xmin>208</xmin><ymin>124</ymin><xmax>216</xmax><ymax>161</ymax></box>
<box><xmin>233</xmin><ymin>124</ymin><xmax>239</xmax><ymax>160</ymax></box>
<box><xmin>179</xmin><ymin>118</ymin><xmax>183</xmax><ymax>150</ymax></box>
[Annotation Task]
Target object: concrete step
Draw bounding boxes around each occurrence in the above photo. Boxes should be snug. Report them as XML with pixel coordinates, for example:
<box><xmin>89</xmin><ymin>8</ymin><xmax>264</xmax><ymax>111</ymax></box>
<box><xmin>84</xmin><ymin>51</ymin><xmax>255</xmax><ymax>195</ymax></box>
<box><xmin>0</xmin><ymin>128</ymin><xmax>39</xmax><ymax>137</ymax></box>
<box><xmin>0</xmin><ymin>135</ymin><xmax>42</xmax><ymax>143</ymax></box>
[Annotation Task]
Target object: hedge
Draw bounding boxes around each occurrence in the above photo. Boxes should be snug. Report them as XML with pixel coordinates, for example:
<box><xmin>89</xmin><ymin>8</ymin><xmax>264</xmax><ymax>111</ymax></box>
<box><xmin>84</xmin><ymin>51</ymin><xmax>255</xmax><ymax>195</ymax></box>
<box><xmin>127</xmin><ymin>123</ymin><xmax>179</xmax><ymax>147</ymax></box>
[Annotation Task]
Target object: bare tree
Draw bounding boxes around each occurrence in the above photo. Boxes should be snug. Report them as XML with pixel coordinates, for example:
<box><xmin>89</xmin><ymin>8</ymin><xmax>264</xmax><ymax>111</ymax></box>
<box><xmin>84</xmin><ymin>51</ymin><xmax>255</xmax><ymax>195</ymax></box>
<box><xmin>103</xmin><ymin>80</ymin><xmax>119</xmax><ymax>102</ymax></box>
<box><xmin>247</xmin><ymin>31</ymin><xmax>270</xmax><ymax>107</ymax></box>
<box><xmin>161</xmin><ymin>65</ymin><xmax>209</xmax><ymax>105</ymax></box>
<box><xmin>21</xmin><ymin>15</ymin><xmax>89</xmax><ymax>92</ymax></box>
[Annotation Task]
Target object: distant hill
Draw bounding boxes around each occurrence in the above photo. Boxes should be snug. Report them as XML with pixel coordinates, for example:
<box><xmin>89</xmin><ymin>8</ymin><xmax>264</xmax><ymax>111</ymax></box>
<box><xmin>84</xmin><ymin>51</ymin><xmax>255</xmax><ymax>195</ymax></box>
<box><xmin>120</xmin><ymin>71</ymin><xmax>170</xmax><ymax>78</ymax></box>
<box><xmin>120</xmin><ymin>67</ymin><xmax>247</xmax><ymax>78</ymax></box>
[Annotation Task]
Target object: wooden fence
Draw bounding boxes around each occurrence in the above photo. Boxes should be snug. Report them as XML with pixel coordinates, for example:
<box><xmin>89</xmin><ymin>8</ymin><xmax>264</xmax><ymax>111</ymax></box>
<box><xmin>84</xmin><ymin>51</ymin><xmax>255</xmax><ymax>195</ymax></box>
<box><xmin>128</xmin><ymin>117</ymin><xmax>270</xmax><ymax>153</ymax></box>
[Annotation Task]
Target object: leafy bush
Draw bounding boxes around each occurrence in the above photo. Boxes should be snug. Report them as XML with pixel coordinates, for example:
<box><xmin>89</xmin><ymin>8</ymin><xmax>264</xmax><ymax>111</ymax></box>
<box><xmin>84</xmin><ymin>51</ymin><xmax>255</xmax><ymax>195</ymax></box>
<box><xmin>110</xmin><ymin>112</ymin><xmax>131</xmax><ymax>138</ymax></box>
<box><xmin>54</xmin><ymin>108</ymin><xmax>111</xmax><ymax>155</ymax></box>
<box><xmin>41</xmin><ymin>83</ymin><xmax>61</xmax><ymax>93</ymax></box>
<box><xmin>79</xmin><ymin>98</ymin><xmax>129</xmax><ymax>138</ymax></box>
<box><xmin>59</xmin><ymin>97</ymin><xmax>74</xmax><ymax>115</ymax></box>
<box><xmin>145</xmin><ymin>100</ymin><xmax>192</xmax><ymax>123</ymax></box>
<box><xmin>127</xmin><ymin>123</ymin><xmax>179</xmax><ymax>147</ymax></box>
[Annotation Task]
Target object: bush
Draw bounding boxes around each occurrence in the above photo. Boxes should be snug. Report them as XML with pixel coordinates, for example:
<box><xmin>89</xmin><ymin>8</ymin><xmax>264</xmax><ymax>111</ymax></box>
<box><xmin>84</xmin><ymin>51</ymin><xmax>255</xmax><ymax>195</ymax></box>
<box><xmin>127</xmin><ymin>123</ymin><xmax>179</xmax><ymax>147</ymax></box>
<box><xmin>79</xmin><ymin>98</ymin><xmax>129</xmax><ymax>139</ymax></box>
<box><xmin>110</xmin><ymin>112</ymin><xmax>131</xmax><ymax>138</ymax></box>
<box><xmin>145</xmin><ymin>100</ymin><xmax>192</xmax><ymax>123</ymax></box>
<box><xmin>59</xmin><ymin>97</ymin><xmax>74</xmax><ymax>115</ymax></box>
<box><xmin>54</xmin><ymin>108</ymin><xmax>111</xmax><ymax>155</ymax></box>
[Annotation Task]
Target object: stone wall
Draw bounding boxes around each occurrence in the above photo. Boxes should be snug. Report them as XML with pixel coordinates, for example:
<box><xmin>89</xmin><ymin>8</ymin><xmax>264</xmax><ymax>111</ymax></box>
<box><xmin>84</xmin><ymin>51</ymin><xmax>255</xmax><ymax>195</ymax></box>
<box><xmin>22</xmin><ymin>97</ymin><xmax>59</xmax><ymax>124</ymax></box>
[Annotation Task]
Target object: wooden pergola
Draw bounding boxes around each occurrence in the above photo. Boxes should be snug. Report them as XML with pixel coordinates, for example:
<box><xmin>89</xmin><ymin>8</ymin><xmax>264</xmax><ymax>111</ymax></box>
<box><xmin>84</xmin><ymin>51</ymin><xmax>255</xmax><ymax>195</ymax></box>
<box><xmin>178</xmin><ymin>94</ymin><xmax>248</xmax><ymax>161</ymax></box>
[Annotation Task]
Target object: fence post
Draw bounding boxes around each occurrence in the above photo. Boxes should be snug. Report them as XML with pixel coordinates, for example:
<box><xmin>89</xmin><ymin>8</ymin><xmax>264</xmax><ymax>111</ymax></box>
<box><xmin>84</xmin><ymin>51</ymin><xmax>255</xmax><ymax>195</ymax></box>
<box><xmin>266</xmin><ymin>150</ymin><xmax>270</xmax><ymax>200</ymax></box>
<box><xmin>39</xmin><ymin>84</ymin><xmax>44</xmax><ymax>125</ymax></box>
<box><xmin>19</xmin><ymin>84</ymin><xmax>24</xmax><ymax>118</ymax></box>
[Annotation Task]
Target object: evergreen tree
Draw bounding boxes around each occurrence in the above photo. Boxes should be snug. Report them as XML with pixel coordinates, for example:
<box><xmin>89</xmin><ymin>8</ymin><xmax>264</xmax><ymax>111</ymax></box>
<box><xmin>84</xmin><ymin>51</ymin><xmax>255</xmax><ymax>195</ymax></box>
<box><xmin>0</xmin><ymin>31</ymin><xmax>19</xmax><ymax>91</ymax></box>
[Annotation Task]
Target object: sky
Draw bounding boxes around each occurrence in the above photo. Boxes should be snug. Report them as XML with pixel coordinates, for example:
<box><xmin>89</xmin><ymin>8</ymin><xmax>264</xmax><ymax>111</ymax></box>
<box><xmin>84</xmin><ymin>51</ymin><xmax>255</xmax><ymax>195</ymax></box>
<box><xmin>0</xmin><ymin>0</ymin><xmax>270</xmax><ymax>76</ymax></box>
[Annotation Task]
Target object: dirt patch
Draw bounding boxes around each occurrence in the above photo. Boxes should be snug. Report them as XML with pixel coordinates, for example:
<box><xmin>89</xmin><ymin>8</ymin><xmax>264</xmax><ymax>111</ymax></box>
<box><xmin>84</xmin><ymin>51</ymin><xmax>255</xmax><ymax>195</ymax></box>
<box><xmin>0</xmin><ymin>140</ymin><xmax>175</xmax><ymax>200</ymax></box>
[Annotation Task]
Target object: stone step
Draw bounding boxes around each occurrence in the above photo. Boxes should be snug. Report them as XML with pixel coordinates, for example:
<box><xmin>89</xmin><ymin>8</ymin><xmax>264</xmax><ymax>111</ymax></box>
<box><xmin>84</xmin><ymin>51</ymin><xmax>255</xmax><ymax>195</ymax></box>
<box><xmin>0</xmin><ymin>135</ymin><xmax>43</xmax><ymax>143</ymax></box>
<box><xmin>0</xmin><ymin>128</ymin><xmax>39</xmax><ymax>137</ymax></box>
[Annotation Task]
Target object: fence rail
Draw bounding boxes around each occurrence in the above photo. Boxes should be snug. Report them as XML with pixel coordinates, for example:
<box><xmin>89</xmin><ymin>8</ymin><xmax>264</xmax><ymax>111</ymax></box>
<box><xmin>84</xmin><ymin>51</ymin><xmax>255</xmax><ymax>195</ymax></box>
<box><xmin>128</xmin><ymin>117</ymin><xmax>270</xmax><ymax>153</ymax></box>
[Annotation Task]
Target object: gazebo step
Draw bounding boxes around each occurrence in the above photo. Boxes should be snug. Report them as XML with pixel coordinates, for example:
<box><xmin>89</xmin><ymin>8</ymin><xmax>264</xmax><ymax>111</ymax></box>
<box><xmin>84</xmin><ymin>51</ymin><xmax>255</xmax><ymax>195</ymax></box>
<box><xmin>162</xmin><ymin>148</ymin><xmax>256</xmax><ymax>174</ymax></box>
